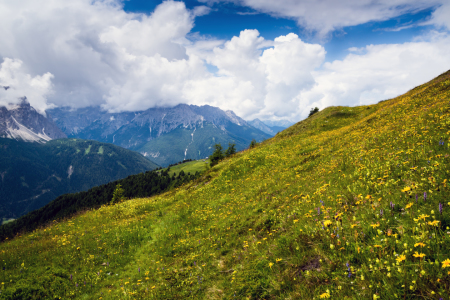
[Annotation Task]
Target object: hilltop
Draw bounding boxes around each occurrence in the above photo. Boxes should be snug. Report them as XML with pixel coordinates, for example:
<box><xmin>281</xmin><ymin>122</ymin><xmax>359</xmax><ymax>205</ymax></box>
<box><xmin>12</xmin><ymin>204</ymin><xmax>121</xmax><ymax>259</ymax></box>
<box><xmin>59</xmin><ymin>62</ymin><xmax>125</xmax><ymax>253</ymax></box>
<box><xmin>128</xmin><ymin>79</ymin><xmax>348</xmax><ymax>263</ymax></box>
<box><xmin>0</xmin><ymin>70</ymin><xmax>449</xmax><ymax>299</ymax></box>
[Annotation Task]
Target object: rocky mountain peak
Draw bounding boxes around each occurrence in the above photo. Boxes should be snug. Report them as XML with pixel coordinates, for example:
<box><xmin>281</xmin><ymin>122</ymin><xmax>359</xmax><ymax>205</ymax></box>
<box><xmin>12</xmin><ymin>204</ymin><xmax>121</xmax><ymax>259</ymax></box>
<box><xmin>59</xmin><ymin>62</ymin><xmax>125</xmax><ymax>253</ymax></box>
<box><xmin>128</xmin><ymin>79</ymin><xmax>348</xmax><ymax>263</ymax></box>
<box><xmin>0</xmin><ymin>98</ymin><xmax>66</xmax><ymax>143</ymax></box>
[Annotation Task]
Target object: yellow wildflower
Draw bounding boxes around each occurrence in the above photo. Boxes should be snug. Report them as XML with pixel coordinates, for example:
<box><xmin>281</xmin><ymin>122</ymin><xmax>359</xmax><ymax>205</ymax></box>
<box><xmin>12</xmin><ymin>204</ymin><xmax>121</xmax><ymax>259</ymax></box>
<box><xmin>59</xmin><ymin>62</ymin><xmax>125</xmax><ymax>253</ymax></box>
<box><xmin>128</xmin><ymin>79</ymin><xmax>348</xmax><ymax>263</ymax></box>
<box><xmin>323</xmin><ymin>220</ymin><xmax>332</xmax><ymax>227</ymax></box>
<box><xmin>428</xmin><ymin>220</ymin><xmax>440</xmax><ymax>226</ymax></box>
<box><xmin>319</xmin><ymin>292</ymin><xmax>330</xmax><ymax>298</ymax></box>
<box><xmin>442</xmin><ymin>259</ymin><xmax>450</xmax><ymax>269</ymax></box>
<box><xmin>413</xmin><ymin>252</ymin><xmax>426</xmax><ymax>258</ymax></box>
<box><xmin>396</xmin><ymin>255</ymin><xmax>406</xmax><ymax>263</ymax></box>
<box><xmin>414</xmin><ymin>242</ymin><xmax>425</xmax><ymax>248</ymax></box>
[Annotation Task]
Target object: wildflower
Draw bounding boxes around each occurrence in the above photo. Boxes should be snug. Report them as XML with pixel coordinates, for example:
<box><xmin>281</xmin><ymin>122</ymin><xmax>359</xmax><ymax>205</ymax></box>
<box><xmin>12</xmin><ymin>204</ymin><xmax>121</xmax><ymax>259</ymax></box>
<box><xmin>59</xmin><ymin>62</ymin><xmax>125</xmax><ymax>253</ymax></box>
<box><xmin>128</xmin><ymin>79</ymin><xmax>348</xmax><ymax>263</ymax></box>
<box><xmin>442</xmin><ymin>259</ymin><xmax>450</xmax><ymax>268</ymax></box>
<box><xmin>396</xmin><ymin>255</ymin><xmax>406</xmax><ymax>263</ymax></box>
<box><xmin>413</xmin><ymin>252</ymin><xmax>426</xmax><ymax>258</ymax></box>
<box><xmin>405</xmin><ymin>202</ymin><xmax>413</xmax><ymax>209</ymax></box>
<box><xmin>276</xmin><ymin>258</ymin><xmax>282</xmax><ymax>262</ymax></box>
<box><xmin>390</xmin><ymin>202</ymin><xmax>395</xmax><ymax>209</ymax></box>
<box><xmin>319</xmin><ymin>292</ymin><xmax>330</xmax><ymax>298</ymax></box>
<box><xmin>414</xmin><ymin>242</ymin><xmax>425</xmax><ymax>248</ymax></box>
<box><xmin>380</xmin><ymin>209</ymin><xmax>383</xmax><ymax>216</ymax></box>
<box><xmin>439</xmin><ymin>203</ymin><xmax>443</xmax><ymax>215</ymax></box>
<box><xmin>370</xmin><ymin>223</ymin><xmax>380</xmax><ymax>228</ymax></box>
<box><xmin>415</xmin><ymin>194</ymin><xmax>418</xmax><ymax>203</ymax></box>
<box><xmin>330</xmin><ymin>244</ymin><xmax>335</xmax><ymax>249</ymax></box>
<box><xmin>323</xmin><ymin>220</ymin><xmax>332</xmax><ymax>227</ymax></box>
<box><xmin>268</xmin><ymin>262</ymin><xmax>273</xmax><ymax>269</ymax></box>
<box><xmin>428</xmin><ymin>220</ymin><xmax>440</xmax><ymax>226</ymax></box>
<box><xmin>424</xmin><ymin>192</ymin><xmax>427</xmax><ymax>201</ymax></box>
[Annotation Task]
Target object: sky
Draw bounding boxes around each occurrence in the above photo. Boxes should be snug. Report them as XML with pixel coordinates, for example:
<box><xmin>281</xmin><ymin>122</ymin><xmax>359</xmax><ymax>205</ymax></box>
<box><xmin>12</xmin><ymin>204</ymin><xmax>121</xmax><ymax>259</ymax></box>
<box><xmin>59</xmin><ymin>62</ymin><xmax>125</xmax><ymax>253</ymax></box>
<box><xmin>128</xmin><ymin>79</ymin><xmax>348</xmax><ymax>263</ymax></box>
<box><xmin>0</xmin><ymin>0</ymin><xmax>449</xmax><ymax>122</ymax></box>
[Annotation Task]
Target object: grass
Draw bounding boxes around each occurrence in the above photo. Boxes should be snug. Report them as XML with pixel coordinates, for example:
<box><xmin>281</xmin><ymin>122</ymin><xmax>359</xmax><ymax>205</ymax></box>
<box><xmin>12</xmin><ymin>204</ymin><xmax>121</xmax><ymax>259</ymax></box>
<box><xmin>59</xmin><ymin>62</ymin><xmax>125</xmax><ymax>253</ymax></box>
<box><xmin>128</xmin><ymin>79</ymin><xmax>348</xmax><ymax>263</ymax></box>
<box><xmin>1</xmin><ymin>70</ymin><xmax>450</xmax><ymax>299</ymax></box>
<box><xmin>1</xmin><ymin>219</ymin><xmax>14</xmax><ymax>226</ymax></box>
<box><xmin>162</xmin><ymin>159</ymin><xmax>210</xmax><ymax>177</ymax></box>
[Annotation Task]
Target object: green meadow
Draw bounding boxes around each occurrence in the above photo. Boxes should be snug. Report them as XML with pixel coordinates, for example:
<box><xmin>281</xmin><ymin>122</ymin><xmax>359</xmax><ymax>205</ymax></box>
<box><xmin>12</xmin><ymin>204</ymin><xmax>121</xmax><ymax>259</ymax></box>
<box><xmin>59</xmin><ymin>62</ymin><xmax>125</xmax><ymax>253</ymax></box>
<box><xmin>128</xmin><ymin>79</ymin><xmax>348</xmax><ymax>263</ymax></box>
<box><xmin>1</xmin><ymin>71</ymin><xmax>450</xmax><ymax>299</ymax></box>
<box><xmin>162</xmin><ymin>159</ymin><xmax>210</xmax><ymax>177</ymax></box>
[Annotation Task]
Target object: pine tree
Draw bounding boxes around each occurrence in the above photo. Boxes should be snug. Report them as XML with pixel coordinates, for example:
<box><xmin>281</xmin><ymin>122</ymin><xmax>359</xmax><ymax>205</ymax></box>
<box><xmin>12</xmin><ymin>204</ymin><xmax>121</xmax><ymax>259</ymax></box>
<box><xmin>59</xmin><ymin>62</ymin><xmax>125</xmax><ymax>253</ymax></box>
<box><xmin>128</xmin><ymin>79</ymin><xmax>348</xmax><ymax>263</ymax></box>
<box><xmin>110</xmin><ymin>184</ymin><xmax>124</xmax><ymax>204</ymax></box>
<box><xmin>225</xmin><ymin>142</ymin><xmax>236</xmax><ymax>157</ymax></box>
<box><xmin>210</xmin><ymin>143</ymin><xmax>224</xmax><ymax>167</ymax></box>
<box><xmin>308</xmin><ymin>107</ymin><xmax>319</xmax><ymax>117</ymax></box>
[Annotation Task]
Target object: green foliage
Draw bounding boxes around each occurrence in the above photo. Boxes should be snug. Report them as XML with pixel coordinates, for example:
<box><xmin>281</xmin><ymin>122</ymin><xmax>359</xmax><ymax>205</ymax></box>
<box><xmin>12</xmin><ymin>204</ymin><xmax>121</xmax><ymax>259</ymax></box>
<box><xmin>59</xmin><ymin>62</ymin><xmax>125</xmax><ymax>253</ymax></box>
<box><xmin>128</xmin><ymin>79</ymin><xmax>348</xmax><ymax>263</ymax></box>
<box><xmin>308</xmin><ymin>107</ymin><xmax>319</xmax><ymax>117</ymax></box>
<box><xmin>162</xmin><ymin>159</ymin><xmax>209</xmax><ymax>177</ymax></box>
<box><xmin>249</xmin><ymin>139</ymin><xmax>257</xmax><ymax>148</ymax></box>
<box><xmin>209</xmin><ymin>143</ymin><xmax>224</xmax><ymax>167</ymax></box>
<box><xmin>225</xmin><ymin>142</ymin><xmax>236</xmax><ymax>157</ymax></box>
<box><xmin>1</xmin><ymin>70</ymin><xmax>450</xmax><ymax>299</ymax></box>
<box><xmin>110</xmin><ymin>184</ymin><xmax>125</xmax><ymax>204</ymax></box>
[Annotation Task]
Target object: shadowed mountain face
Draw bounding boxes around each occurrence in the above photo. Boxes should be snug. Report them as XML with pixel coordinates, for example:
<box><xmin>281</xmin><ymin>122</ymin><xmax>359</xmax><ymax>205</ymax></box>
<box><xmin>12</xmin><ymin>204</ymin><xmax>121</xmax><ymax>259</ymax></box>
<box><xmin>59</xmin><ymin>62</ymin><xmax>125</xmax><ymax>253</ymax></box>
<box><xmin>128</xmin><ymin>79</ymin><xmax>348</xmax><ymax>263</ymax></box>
<box><xmin>0</xmin><ymin>138</ymin><xmax>158</xmax><ymax>219</ymax></box>
<box><xmin>48</xmin><ymin>104</ymin><xmax>271</xmax><ymax>166</ymax></box>
<box><xmin>0</xmin><ymin>98</ymin><xmax>66</xmax><ymax>142</ymax></box>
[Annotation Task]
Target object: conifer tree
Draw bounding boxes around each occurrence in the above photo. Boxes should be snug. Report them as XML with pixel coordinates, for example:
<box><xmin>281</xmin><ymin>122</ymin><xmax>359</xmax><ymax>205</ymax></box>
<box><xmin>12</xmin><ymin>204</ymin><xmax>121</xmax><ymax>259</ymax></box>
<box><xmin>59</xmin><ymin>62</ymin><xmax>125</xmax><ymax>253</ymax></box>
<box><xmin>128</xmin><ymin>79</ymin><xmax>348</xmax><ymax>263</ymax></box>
<box><xmin>225</xmin><ymin>142</ymin><xmax>236</xmax><ymax>157</ymax></box>
<box><xmin>210</xmin><ymin>143</ymin><xmax>224</xmax><ymax>167</ymax></box>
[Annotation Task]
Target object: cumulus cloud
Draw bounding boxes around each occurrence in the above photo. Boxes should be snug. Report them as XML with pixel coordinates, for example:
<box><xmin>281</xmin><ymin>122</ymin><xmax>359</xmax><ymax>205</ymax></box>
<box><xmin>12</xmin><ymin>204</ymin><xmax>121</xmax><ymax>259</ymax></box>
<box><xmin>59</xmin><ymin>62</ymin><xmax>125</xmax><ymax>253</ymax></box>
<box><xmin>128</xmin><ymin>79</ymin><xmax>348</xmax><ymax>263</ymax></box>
<box><xmin>1</xmin><ymin>0</ymin><xmax>450</xmax><ymax>123</ymax></box>
<box><xmin>183</xmin><ymin>30</ymin><xmax>325</xmax><ymax>119</ymax></box>
<box><xmin>0</xmin><ymin>58</ymin><xmax>54</xmax><ymax>114</ymax></box>
<box><xmin>296</xmin><ymin>33</ymin><xmax>450</xmax><ymax>119</ymax></box>
<box><xmin>201</xmin><ymin>0</ymin><xmax>445</xmax><ymax>37</ymax></box>
<box><xmin>0</xmin><ymin>0</ymin><xmax>202</xmax><ymax>112</ymax></box>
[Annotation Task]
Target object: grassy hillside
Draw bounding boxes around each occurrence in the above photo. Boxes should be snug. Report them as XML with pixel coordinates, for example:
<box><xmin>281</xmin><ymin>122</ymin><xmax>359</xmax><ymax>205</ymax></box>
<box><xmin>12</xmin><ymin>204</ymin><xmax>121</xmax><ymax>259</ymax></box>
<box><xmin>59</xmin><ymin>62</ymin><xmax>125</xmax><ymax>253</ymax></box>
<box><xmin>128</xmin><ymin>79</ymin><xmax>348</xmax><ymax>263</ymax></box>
<box><xmin>0</xmin><ymin>168</ymin><xmax>200</xmax><ymax>242</ymax></box>
<box><xmin>1</xmin><ymin>71</ymin><xmax>450</xmax><ymax>299</ymax></box>
<box><xmin>163</xmin><ymin>159</ymin><xmax>210</xmax><ymax>177</ymax></box>
<box><xmin>0</xmin><ymin>138</ymin><xmax>158</xmax><ymax>219</ymax></box>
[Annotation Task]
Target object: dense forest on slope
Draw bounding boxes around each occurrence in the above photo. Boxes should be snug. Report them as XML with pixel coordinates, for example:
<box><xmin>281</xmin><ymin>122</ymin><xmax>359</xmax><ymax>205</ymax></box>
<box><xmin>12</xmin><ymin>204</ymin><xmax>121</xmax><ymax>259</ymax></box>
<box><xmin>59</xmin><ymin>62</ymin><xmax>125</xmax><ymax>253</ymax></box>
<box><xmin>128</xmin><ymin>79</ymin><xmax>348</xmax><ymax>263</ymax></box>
<box><xmin>0</xmin><ymin>167</ymin><xmax>199</xmax><ymax>242</ymax></box>
<box><xmin>0</xmin><ymin>71</ymin><xmax>450</xmax><ymax>299</ymax></box>
<box><xmin>0</xmin><ymin>138</ymin><xmax>158</xmax><ymax>218</ymax></box>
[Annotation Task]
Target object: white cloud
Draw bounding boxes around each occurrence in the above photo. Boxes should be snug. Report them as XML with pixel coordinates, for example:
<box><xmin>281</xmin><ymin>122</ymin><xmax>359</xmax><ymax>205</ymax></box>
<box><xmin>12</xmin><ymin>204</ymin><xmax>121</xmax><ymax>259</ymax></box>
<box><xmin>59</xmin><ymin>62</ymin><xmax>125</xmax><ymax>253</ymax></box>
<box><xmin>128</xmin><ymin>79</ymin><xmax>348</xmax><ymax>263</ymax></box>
<box><xmin>183</xmin><ymin>30</ymin><xmax>326</xmax><ymax>119</ymax></box>
<box><xmin>1</xmin><ymin>0</ymin><xmax>450</xmax><ymax>123</ymax></box>
<box><xmin>296</xmin><ymin>33</ymin><xmax>450</xmax><ymax>119</ymax></box>
<box><xmin>201</xmin><ymin>0</ymin><xmax>446</xmax><ymax>37</ymax></box>
<box><xmin>0</xmin><ymin>0</ymin><xmax>204</xmax><ymax>112</ymax></box>
<box><xmin>0</xmin><ymin>58</ymin><xmax>54</xmax><ymax>114</ymax></box>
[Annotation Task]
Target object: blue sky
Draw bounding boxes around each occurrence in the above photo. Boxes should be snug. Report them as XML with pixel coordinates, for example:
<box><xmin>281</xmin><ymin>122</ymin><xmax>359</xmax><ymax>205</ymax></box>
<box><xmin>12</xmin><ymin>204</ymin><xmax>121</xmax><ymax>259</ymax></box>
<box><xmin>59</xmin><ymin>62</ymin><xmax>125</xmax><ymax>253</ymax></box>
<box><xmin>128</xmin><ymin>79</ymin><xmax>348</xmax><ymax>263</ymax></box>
<box><xmin>0</xmin><ymin>0</ymin><xmax>449</xmax><ymax>121</ymax></box>
<box><xmin>123</xmin><ymin>0</ymin><xmax>438</xmax><ymax>62</ymax></box>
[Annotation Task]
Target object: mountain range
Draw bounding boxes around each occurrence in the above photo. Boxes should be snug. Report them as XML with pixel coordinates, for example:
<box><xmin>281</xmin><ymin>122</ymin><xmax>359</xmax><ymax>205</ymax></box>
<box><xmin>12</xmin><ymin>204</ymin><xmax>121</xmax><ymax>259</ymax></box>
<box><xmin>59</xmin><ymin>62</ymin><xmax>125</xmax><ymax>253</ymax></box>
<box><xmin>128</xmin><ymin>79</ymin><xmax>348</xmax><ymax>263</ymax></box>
<box><xmin>48</xmin><ymin>104</ymin><xmax>272</xmax><ymax>166</ymax></box>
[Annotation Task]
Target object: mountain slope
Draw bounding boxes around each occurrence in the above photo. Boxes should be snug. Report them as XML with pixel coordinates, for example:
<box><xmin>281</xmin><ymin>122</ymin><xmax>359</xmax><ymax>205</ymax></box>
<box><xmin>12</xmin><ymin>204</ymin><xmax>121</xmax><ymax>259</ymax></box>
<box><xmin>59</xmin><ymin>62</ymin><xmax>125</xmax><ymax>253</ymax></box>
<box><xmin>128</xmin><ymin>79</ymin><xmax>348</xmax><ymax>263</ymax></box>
<box><xmin>1</xmin><ymin>70</ymin><xmax>450</xmax><ymax>299</ymax></box>
<box><xmin>48</xmin><ymin>104</ymin><xmax>271</xmax><ymax>166</ymax></box>
<box><xmin>0</xmin><ymin>138</ymin><xmax>158</xmax><ymax>218</ymax></box>
<box><xmin>0</xmin><ymin>99</ymin><xmax>66</xmax><ymax>142</ymax></box>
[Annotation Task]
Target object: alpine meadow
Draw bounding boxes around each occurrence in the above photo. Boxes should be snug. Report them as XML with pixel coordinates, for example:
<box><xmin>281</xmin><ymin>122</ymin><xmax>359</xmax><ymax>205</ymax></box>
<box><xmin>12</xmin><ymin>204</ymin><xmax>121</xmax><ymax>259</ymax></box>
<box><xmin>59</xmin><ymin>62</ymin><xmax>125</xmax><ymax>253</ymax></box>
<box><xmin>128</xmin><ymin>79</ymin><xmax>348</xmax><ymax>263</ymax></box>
<box><xmin>1</xmin><ymin>70</ymin><xmax>450</xmax><ymax>299</ymax></box>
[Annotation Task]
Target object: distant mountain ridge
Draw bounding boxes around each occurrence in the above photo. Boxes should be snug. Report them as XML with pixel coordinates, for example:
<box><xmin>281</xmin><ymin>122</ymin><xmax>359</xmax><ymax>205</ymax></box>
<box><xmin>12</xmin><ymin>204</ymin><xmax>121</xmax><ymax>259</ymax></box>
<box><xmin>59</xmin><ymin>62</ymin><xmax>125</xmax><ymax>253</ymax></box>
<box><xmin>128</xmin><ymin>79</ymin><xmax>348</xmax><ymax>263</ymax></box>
<box><xmin>48</xmin><ymin>104</ymin><xmax>271</xmax><ymax>166</ymax></box>
<box><xmin>0</xmin><ymin>98</ymin><xmax>66</xmax><ymax>142</ymax></box>
<box><xmin>0</xmin><ymin>138</ymin><xmax>158</xmax><ymax>219</ymax></box>
<box><xmin>248</xmin><ymin>118</ymin><xmax>293</xmax><ymax>136</ymax></box>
